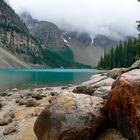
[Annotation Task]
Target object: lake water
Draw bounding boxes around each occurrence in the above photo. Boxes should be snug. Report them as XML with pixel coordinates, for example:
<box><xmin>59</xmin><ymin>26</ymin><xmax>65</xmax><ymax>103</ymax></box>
<box><xmin>0</xmin><ymin>69</ymin><xmax>103</xmax><ymax>89</ymax></box>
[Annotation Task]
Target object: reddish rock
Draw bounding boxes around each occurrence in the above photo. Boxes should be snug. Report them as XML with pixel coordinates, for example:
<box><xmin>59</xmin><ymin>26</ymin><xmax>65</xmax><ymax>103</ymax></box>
<box><xmin>106</xmin><ymin>69</ymin><xmax>140</xmax><ymax>140</ymax></box>
<box><xmin>34</xmin><ymin>91</ymin><xmax>104</xmax><ymax>140</ymax></box>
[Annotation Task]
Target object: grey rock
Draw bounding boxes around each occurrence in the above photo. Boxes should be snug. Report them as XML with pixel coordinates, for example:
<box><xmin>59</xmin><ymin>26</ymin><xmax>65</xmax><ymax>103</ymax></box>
<box><xmin>26</xmin><ymin>98</ymin><xmax>40</xmax><ymax>107</ymax></box>
<box><xmin>16</xmin><ymin>98</ymin><xmax>27</xmax><ymax>105</ymax></box>
<box><xmin>0</xmin><ymin>92</ymin><xmax>8</xmax><ymax>97</ymax></box>
<box><xmin>3</xmin><ymin>123</ymin><xmax>17</xmax><ymax>135</ymax></box>
<box><xmin>32</xmin><ymin>93</ymin><xmax>42</xmax><ymax>100</ymax></box>
<box><xmin>93</xmin><ymin>86</ymin><xmax>111</xmax><ymax>99</ymax></box>
<box><xmin>131</xmin><ymin>59</ymin><xmax>140</xmax><ymax>68</ymax></box>
<box><xmin>0</xmin><ymin>118</ymin><xmax>12</xmax><ymax>126</ymax></box>
<box><xmin>73</xmin><ymin>85</ymin><xmax>96</xmax><ymax>95</ymax></box>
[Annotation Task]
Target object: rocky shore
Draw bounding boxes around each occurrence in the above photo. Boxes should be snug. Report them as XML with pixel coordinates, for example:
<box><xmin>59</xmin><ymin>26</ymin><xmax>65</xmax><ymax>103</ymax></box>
<box><xmin>0</xmin><ymin>63</ymin><xmax>140</xmax><ymax>140</ymax></box>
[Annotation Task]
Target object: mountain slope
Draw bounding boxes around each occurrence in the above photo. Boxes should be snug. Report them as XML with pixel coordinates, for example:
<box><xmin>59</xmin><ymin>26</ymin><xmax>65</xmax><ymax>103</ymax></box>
<box><xmin>0</xmin><ymin>47</ymin><xmax>32</xmax><ymax>68</ymax></box>
<box><xmin>68</xmin><ymin>37</ymin><xmax>104</xmax><ymax>67</ymax></box>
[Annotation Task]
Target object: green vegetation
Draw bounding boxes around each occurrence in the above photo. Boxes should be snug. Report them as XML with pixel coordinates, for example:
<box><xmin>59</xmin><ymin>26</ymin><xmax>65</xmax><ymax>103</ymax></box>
<box><xmin>0</xmin><ymin>23</ymin><xmax>29</xmax><ymax>36</ymax></box>
<box><xmin>98</xmin><ymin>39</ymin><xmax>137</xmax><ymax>69</ymax></box>
<box><xmin>135</xmin><ymin>39</ymin><xmax>140</xmax><ymax>59</ymax></box>
<box><xmin>41</xmin><ymin>46</ymin><xmax>90</xmax><ymax>68</ymax></box>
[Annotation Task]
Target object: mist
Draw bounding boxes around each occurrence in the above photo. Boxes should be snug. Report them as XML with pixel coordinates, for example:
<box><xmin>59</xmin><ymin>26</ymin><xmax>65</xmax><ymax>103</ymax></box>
<box><xmin>8</xmin><ymin>0</ymin><xmax>140</xmax><ymax>40</ymax></box>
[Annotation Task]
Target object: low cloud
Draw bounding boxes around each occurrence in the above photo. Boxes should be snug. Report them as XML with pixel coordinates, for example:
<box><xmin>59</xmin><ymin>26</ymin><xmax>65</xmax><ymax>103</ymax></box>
<box><xmin>8</xmin><ymin>0</ymin><xmax>140</xmax><ymax>39</ymax></box>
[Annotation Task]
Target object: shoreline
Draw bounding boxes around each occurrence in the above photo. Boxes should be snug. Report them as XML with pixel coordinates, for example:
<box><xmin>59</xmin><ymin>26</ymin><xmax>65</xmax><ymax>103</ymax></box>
<box><xmin>1</xmin><ymin>67</ymin><xmax>138</xmax><ymax>140</ymax></box>
<box><xmin>0</xmin><ymin>85</ymin><xmax>76</xmax><ymax>140</ymax></box>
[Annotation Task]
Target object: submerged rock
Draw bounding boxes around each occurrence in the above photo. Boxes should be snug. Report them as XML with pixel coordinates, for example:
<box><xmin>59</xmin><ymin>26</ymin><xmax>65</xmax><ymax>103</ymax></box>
<box><xmin>106</xmin><ymin>69</ymin><xmax>140</xmax><ymax>140</ymax></box>
<box><xmin>34</xmin><ymin>92</ymin><xmax>104</xmax><ymax>140</ymax></box>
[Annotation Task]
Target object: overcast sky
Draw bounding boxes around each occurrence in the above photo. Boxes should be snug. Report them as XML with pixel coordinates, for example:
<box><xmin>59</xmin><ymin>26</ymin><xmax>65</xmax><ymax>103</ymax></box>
<box><xmin>8</xmin><ymin>0</ymin><xmax>140</xmax><ymax>39</ymax></box>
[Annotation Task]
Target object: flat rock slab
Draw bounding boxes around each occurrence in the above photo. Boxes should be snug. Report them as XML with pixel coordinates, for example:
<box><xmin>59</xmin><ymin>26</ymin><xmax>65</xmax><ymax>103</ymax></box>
<box><xmin>81</xmin><ymin>76</ymin><xmax>107</xmax><ymax>86</ymax></box>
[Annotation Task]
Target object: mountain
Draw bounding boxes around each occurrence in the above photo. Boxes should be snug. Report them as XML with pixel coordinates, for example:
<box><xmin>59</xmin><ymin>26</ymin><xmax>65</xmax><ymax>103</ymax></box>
<box><xmin>21</xmin><ymin>12</ymin><xmax>121</xmax><ymax>67</ymax></box>
<box><xmin>21</xmin><ymin>13</ymin><xmax>92</xmax><ymax>68</ymax></box>
<box><xmin>0</xmin><ymin>0</ymin><xmax>43</xmax><ymax>68</ymax></box>
<box><xmin>0</xmin><ymin>1</ymin><xmax>89</xmax><ymax>69</ymax></box>
<box><xmin>63</xmin><ymin>32</ymin><xmax>104</xmax><ymax>67</ymax></box>
<box><xmin>94</xmin><ymin>35</ymin><xmax>118</xmax><ymax>51</ymax></box>
<box><xmin>21</xmin><ymin>13</ymin><xmax>104</xmax><ymax>67</ymax></box>
<box><xmin>21</xmin><ymin>12</ymin><xmax>65</xmax><ymax>50</ymax></box>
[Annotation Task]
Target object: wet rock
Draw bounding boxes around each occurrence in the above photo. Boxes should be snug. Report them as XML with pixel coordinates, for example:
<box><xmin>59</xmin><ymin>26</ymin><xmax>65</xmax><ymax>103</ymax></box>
<box><xmin>95</xmin><ymin>128</ymin><xmax>128</xmax><ymax>140</ymax></box>
<box><xmin>26</xmin><ymin>98</ymin><xmax>40</xmax><ymax>107</ymax></box>
<box><xmin>106</xmin><ymin>69</ymin><xmax>140</xmax><ymax>140</ymax></box>
<box><xmin>34</xmin><ymin>91</ymin><xmax>104</xmax><ymax>140</ymax></box>
<box><xmin>3</xmin><ymin>123</ymin><xmax>17</xmax><ymax>135</ymax></box>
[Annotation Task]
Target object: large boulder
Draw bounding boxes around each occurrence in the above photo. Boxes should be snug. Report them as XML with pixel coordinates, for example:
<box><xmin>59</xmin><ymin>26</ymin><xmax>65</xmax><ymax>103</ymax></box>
<box><xmin>34</xmin><ymin>92</ymin><xmax>104</xmax><ymax>140</ymax></box>
<box><xmin>106</xmin><ymin>69</ymin><xmax>140</xmax><ymax>140</ymax></box>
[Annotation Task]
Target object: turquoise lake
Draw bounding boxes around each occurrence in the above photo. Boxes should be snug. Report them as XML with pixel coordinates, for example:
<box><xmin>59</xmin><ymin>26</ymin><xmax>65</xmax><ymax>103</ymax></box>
<box><xmin>0</xmin><ymin>69</ymin><xmax>103</xmax><ymax>89</ymax></box>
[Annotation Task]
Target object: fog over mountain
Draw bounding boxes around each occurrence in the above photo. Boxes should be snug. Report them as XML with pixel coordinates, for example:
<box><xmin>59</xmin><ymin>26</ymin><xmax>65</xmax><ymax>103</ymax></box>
<box><xmin>8</xmin><ymin>0</ymin><xmax>140</xmax><ymax>40</ymax></box>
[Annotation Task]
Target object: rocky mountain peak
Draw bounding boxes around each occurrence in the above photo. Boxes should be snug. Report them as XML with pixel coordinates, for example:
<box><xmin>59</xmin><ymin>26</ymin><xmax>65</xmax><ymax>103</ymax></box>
<box><xmin>94</xmin><ymin>34</ymin><xmax>118</xmax><ymax>51</ymax></box>
<box><xmin>63</xmin><ymin>32</ymin><xmax>92</xmax><ymax>46</ymax></box>
<box><xmin>21</xmin><ymin>13</ymin><xmax>65</xmax><ymax>49</ymax></box>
